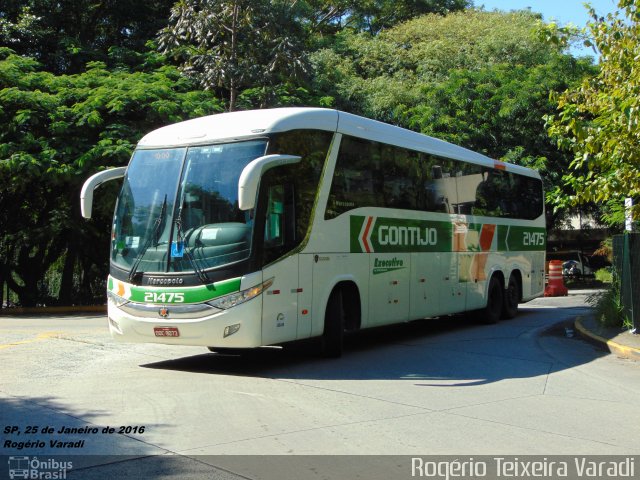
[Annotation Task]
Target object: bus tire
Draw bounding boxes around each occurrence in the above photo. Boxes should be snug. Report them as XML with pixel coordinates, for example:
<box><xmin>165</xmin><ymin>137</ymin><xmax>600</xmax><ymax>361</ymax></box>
<box><xmin>502</xmin><ymin>274</ymin><xmax>520</xmax><ymax>319</ymax></box>
<box><xmin>321</xmin><ymin>289</ymin><xmax>344</xmax><ymax>358</ymax></box>
<box><xmin>482</xmin><ymin>276</ymin><xmax>503</xmax><ymax>324</ymax></box>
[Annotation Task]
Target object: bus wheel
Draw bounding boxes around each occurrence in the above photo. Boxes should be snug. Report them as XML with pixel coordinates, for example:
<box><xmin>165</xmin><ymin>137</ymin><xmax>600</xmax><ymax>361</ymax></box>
<box><xmin>482</xmin><ymin>276</ymin><xmax>503</xmax><ymax>324</ymax></box>
<box><xmin>502</xmin><ymin>274</ymin><xmax>520</xmax><ymax>319</ymax></box>
<box><xmin>321</xmin><ymin>289</ymin><xmax>345</xmax><ymax>358</ymax></box>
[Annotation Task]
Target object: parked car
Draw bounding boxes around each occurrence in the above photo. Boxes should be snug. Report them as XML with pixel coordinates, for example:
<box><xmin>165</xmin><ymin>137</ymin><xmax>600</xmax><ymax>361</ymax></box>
<box><xmin>547</xmin><ymin>251</ymin><xmax>594</xmax><ymax>277</ymax></box>
<box><xmin>562</xmin><ymin>260</ymin><xmax>581</xmax><ymax>277</ymax></box>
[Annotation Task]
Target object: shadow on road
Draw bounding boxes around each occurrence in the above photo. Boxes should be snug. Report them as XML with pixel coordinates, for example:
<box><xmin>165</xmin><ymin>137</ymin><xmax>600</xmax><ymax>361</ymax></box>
<box><xmin>141</xmin><ymin>306</ymin><xmax>605</xmax><ymax>385</ymax></box>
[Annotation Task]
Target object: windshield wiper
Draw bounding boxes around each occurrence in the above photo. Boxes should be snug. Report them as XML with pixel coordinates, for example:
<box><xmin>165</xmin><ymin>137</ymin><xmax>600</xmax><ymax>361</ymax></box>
<box><xmin>128</xmin><ymin>195</ymin><xmax>167</xmax><ymax>284</ymax></box>
<box><xmin>173</xmin><ymin>207</ymin><xmax>210</xmax><ymax>283</ymax></box>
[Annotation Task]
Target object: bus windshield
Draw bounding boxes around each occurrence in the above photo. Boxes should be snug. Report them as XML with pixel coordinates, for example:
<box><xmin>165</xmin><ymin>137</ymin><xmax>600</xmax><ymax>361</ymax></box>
<box><xmin>112</xmin><ymin>140</ymin><xmax>267</xmax><ymax>275</ymax></box>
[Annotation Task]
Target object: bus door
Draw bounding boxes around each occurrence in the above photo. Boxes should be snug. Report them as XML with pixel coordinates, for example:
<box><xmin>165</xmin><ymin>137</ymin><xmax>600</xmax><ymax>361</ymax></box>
<box><xmin>260</xmin><ymin>183</ymin><xmax>300</xmax><ymax>346</ymax></box>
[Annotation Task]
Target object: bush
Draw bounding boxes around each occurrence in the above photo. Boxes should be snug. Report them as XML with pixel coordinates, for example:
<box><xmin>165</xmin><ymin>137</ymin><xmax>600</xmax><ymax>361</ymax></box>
<box><xmin>587</xmin><ymin>273</ymin><xmax>632</xmax><ymax>329</ymax></box>
<box><xmin>594</xmin><ymin>267</ymin><xmax>613</xmax><ymax>283</ymax></box>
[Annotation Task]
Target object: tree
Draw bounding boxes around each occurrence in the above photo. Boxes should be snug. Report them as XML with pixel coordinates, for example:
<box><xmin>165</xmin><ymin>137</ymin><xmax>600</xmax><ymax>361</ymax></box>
<box><xmin>310</xmin><ymin>9</ymin><xmax>567</xmax><ymax>121</ymax></box>
<box><xmin>158</xmin><ymin>0</ymin><xmax>310</xmax><ymax>111</ymax></box>
<box><xmin>546</xmin><ymin>0</ymin><xmax>640</xmax><ymax>224</ymax></box>
<box><xmin>309</xmin><ymin>9</ymin><xmax>597</xmax><ymax>228</ymax></box>
<box><xmin>0</xmin><ymin>1</ymin><xmax>175</xmax><ymax>73</ymax></box>
<box><xmin>0</xmin><ymin>47</ymin><xmax>222</xmax><ymax>306</ymax></box>
<box><xmin>345</xmin><ymin>0</ymin><xmax>471</xmax><ymax>35</ymax></box>
<box><xmin>407</xmin><ymin>58</ymin><xmax>596</xmax><ymax>229</ymax></box>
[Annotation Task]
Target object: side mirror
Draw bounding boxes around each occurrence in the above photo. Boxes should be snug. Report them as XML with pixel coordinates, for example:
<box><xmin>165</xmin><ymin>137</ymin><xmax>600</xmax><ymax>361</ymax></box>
<box><xmin>80</xmin><ymin>167</ymin><xmax>127</xmax><ymax>219</ymax></box>
<box><xmin>238</xmin><ymin>154</ymin><xmax>301</xmax><ymax>210</ymax></box>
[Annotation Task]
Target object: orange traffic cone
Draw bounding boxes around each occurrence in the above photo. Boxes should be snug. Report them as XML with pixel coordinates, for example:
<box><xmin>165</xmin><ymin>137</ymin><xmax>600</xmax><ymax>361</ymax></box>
<box><xmin>544</xmin><ymin>260</ymin><xmax>568</xmax><ymax>296</ymax></box>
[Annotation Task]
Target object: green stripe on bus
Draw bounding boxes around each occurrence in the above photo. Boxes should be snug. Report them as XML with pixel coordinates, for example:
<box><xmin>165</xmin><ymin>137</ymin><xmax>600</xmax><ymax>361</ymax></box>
<box><xmin>505</xmin><ymin>226</ymin><xmax>546</xmax><ymax>251</ymax></box>
<box><xmin>498</xmin><ymin>225</ymin><xmax>509</xmax><ymax>252</ymax></box>
<box><xmin>132</xmin><ymin>278</ymin><xmax>241</xmax><ymax>304</ymax></box>
<box><xmin>110</xmin><ymin>276</ymin><xmax>242</xmax><ymax>304</ymax></box>
<box><xmin>350</xmin><ymin>216</ymin><xmax>366</xmax><ymax>253</ymax></box>
<box><xmin>350</xmin><ymin>215</ymin><xmax>452</xmax><ymax>253</ymax></box>
<box><xmin>350</xmin><ymin>215</ymin><xmax>545</xmax><ymax>253</ymax></box>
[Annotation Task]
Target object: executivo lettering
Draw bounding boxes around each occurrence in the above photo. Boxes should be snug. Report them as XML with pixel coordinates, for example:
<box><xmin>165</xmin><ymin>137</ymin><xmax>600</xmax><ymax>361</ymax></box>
<box><xmin>373</xmin><ymin>257</ymin><xmax>406</xmax><ymax>275</ymax></box>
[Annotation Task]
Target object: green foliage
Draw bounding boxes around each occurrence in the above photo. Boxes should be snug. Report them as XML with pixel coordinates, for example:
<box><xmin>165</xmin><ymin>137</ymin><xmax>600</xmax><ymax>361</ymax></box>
<box><xmin>0</xmin><ymin>0</ymin><xmax>175</xmax><ymax>73</ymax></box>
<box><xmin>595</xmin><ymin>268</ymin><xmax>613</xmax><ymax>283</ymax></box>
<box><xmin>310</xmin><ymin>9</ymin><xmax>596</xmax><ymax>227</ymax></box>
<box><xmin>587</xmin><ymin>274</ymin><xmax>632</xmax><ymax>329</ymax></box>
<box><xmin>311</xmin><ymin>10</ymin><xmax>579</xmax><ymax>118</ymax></box>
<box><xmin>343</xmin><ymin>0</ymin><xmax>471</xmax><ymax>35</ymax></box>
<box><xmin>0</xmin><ymin>2</ymin><xmax>613</xmax><ymax>306</ymax></box>
<box><xmin>0</xmin><ymin>48</ymin><xmax>222</xmax><ymax>306</ymax></box>
<box><xmin>159</xmin><ymin>0</ymin><xmax>310</xmax><ymax>111</ymax></box>
<box><xmin>546</xmin><ymin>0</ymin><xmax>640</xmax><ymax>225</ymax></box>
<box><xmin>294</xmin><ymin>0</ymin><xmax>470</xmax><ymax>38</ymax></box>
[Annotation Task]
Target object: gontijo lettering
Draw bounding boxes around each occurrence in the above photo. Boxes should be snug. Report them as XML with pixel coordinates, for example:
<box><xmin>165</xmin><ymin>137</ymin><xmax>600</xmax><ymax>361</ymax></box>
<box><xmin>350</xmin><ymin>216</ymin><xmax>452</xmax><ymax>253</ymax></box>
<box><xmin>379</xmin><ymin>225</ymin><xmax>438</xmax><ymax>246</ymax></box>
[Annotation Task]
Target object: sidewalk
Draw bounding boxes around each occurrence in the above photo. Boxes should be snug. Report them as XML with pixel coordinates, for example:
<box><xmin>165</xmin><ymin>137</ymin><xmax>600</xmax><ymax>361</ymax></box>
<box><xmin>552</xmin><ymin>286</ymin><xmax>640</xmax><ymax>360</ymax></box>
<box><xmin>575</xmin><ymin>315</ymin><xmax>640</xmax><ymax>361</ymax></box>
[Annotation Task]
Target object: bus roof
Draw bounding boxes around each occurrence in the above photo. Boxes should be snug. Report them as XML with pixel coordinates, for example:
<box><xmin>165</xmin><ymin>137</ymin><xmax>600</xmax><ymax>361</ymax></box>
<box><xmin>137</xmin><ymin>108</ymin><xmax>539</xmax><ymax>178</ymax></box>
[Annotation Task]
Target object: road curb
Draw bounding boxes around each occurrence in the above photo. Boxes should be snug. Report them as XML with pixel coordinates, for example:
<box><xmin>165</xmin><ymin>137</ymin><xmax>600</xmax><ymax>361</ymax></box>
<box><xmin>574</xmin><ymin>316</ymin><xmax>640</xmax><ymax>361</ymax></box>
<box><xmin>0</xmin><ymin>305</ymin><xmax>106</xmax><ymax>316</ymax></box>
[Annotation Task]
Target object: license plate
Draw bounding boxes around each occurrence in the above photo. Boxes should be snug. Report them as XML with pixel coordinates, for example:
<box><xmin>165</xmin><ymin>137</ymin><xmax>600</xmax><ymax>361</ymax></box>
<box><xmin>154</xmin><ymin>327</ymin><xmax>180</xmax><ymax>337</ymax></box>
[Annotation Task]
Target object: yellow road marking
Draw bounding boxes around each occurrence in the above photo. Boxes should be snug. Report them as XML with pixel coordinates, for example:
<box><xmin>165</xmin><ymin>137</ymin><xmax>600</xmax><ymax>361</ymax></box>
<box><xmin>0</xmin><ymin>331</ymin><xmax>63</xmax><ymax>350</ymax></box>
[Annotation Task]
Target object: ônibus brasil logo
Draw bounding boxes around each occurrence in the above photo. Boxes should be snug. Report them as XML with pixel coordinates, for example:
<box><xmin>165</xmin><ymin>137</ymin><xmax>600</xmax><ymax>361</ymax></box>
<box><xmin>7</xmin><ymin>456</ymin><xmax>73</xmax><ymax>479</ymax></box>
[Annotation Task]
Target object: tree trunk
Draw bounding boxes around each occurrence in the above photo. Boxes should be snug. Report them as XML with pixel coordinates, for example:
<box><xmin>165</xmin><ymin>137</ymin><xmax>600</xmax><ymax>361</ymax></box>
<box><xmin>228</xmin><ymin>1</ymin><xmax>239</xmax><ymax>112</ymax></box>
<box><xmin>229</xmin><ymin>79</ymin><xmax>237</xmax><ymax>112</ymax></box>
<box><xmin>0</xmin><ymin>270</ymin><xmax>5</xmax><ymax>308</ymax></box>
<box><xmin>58</xmin><ymin>245</ymin><xmax>77</xmax><ymax>305</ymax></box>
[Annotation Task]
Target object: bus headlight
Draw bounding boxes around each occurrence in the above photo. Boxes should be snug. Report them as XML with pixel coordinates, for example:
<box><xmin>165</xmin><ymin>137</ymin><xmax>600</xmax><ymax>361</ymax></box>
<box><xmin>107</xmin><ymin>290</ymin><xmax>129</xmax><ymax>307</ymax></box>
<box><xmin>207</xmin><ymin>278</ymin><xmax>274</xmax><ymax>310</ymax></box>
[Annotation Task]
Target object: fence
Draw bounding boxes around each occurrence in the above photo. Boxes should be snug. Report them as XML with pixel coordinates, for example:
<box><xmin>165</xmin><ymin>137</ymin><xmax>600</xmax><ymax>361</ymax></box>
<box><xmin>612</xmin><ymin>233</ymin><xmax>640</xmax><ymax>332</ymax></box>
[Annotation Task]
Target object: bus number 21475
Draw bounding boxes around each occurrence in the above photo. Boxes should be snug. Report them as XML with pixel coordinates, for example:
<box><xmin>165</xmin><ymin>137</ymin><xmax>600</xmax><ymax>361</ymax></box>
<box><xmin>144</xmin><ymin>292</ymin><xmax>185</xmax><ymax>303</ymax></box>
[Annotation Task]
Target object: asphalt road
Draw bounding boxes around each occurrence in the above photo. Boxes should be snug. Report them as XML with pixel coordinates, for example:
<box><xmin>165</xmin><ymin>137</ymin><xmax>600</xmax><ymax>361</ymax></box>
<box><xmin>1</xmin><ymin>291</ymin><xmax>639</xmax><ymax>479</ymax></box>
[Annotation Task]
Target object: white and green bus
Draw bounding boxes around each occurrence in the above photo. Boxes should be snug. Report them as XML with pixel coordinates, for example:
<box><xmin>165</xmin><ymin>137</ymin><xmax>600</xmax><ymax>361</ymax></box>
<box><xmin>81</xmin><ymin>108</ymin><xmax>546</xmax><ymax>357</ymax></box>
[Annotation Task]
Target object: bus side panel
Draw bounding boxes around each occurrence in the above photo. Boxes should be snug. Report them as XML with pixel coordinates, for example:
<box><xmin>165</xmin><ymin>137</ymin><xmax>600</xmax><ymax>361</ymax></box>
<box><xmin>525</xmin><ymin>250</ymin><xmax>546</xmax><ymax>301</ymax></box>
<box><xmin>463</xmin><ymin>252</ymin><xmax>523</xmax><ymax>311</ymax></box>
<box><xmin>297</xmin><ymin>253</ymin><xmax>314</xmax><ymax>339</ymax></box>
<box><xmin>309</xmin><ymin>252</ymin><xmax>369</xmax><ymax>337</ymax></box>
<box><xmin>410</xmin><ymin>252</ymin><xmax>442</xmax><ymax>319</ymax></box>
<box><xmin>439</xmin><ymin>251</ymin><xmax>466</xmax><ymax>314</ymax></box>
<box><xmin>369</xmin><ymin>253</ymin><xmax>410</xmax><ymax>326</ymax></box>
<box><xmin>262</xmin><ymin>255</ymin><xmax>299</xmax><ymax>345</ymax></box>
